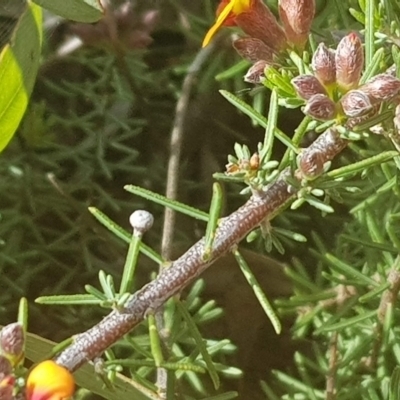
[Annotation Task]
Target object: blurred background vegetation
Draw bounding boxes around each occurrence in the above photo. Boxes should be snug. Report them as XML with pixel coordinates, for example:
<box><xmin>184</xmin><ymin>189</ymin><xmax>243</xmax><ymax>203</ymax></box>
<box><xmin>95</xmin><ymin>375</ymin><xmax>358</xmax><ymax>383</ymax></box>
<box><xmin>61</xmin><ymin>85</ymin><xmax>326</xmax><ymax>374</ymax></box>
<box><xmin>3</xmin><ymin>0</ymin><xmax>400</xmax><ymax>399</ymax></box>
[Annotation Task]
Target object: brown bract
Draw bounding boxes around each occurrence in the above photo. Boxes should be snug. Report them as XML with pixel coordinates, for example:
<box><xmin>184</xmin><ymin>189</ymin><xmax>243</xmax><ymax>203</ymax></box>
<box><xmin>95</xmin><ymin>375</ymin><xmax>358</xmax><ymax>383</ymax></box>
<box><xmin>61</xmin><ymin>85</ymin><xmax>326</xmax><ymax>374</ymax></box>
<box><xmin>235</xmin><ymin>0</ymin><xmax>286</xmax><ymax>53</ymax></box>
<box><xmin>233</xmin><ymin>37</ymin><xmax>275</xmax><ymax>63</ymax></box>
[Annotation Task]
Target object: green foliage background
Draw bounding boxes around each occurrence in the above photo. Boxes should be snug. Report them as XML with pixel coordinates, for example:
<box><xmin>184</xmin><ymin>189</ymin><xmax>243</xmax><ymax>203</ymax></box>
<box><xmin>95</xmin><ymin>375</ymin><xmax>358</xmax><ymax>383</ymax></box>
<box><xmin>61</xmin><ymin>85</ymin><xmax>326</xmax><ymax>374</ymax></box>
<box><xmin>2</xmin><ymin>0</ymin><xmax>400</xmax><ymax>399</ymax></box>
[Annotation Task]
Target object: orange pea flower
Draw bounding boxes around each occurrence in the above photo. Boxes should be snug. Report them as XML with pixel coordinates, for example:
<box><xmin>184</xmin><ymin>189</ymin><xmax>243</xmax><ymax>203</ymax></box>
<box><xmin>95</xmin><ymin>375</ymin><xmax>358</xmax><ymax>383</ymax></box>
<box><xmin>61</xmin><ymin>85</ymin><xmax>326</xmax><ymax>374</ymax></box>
<box><xmin>202</xmin><ymin>0</ymin><xmax>285</xmax><ymax>51</ymax></box>
<box><xmin>202</xmin><ymin>0</ymin><xmax>317</xmax><ymax>58</ymax></box>
<box><xmin>26</xmin><ymin>360</ymin><xmax>75</xmax><ymax>400</ymax></box>
<box><xmin>202</xmin><ymin>0</ymin><xmax>251</xmax><ymax>46</ymax></box>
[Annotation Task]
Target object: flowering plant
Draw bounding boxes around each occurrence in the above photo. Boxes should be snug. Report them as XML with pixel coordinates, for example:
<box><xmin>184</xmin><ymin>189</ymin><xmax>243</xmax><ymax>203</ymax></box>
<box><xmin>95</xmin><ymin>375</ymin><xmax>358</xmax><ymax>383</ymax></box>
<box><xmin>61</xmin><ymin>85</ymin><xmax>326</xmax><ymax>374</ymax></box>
<box><xmin>4</xmin><ymin>0</ymin><xmax>400</xmax><ymax>399</ymax></box>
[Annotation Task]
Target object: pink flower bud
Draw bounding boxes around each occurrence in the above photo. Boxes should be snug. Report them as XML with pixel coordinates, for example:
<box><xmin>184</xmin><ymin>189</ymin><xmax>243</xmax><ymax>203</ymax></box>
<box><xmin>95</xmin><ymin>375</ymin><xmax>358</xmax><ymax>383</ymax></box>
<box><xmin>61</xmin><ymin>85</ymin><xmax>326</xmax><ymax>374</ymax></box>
<box><xmin>299</xmin><ymin>148</ymin><xmax>325</xmax><ymax>179</ymax></box>
<box><xmin>292</xmin><ymin>74</ymin><xmax>327</xmax><ymax>100</ymax></box>
<box><xmin>359</xmin><ymin>74</ymin><xmax>400</xmax><ymax>102</ymax></box>
<box><xmin>0</xmin><ymin>323</ymin><xmax>24</xmax><ymax>366</ymax></box>
<box><xmin>233</xmin><ymin>37</ymin><xmax>275</xmax><ymax>63</ymax></box>
<box><xmin>312</xmin><ymin>43</ymin><xmax>336</xmax><ymax>86</ymax></box>
<box><xmin>279</xmin><ymin>0</ymin><xmax>315</xmax><ymax>48</ymax></box>
<box><xmin>244</xmin><ymin>60</ymin><xmax>269</xmax><ymax>83</ymax></box>
<box><xmin>235</xmin><ymin>0</ymin><xmax>286</xmax><ymax>52</ymax></box>
<box><xmin>340</xmin><ymin>90</ymin><xmax>373</xmax><ymax>117</ymax></box>
<box><xmin>304</xmin><ymin>94</ymin><xmax>337</xmax><ymax>120</ymax></box>
<box><xmin>335</xmin><ymin>32</ymin><xmax>364</xmax><ymax>91</ymax></box>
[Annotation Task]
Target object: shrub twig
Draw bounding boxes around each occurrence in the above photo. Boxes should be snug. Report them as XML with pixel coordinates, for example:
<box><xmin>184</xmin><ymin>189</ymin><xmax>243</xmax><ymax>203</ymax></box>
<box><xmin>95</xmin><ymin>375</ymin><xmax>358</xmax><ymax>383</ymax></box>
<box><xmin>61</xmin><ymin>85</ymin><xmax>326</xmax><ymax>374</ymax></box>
<box><xmin>55</xmin><ymin>128</ymin><xmax>348</xmax><ymax>371</ymax></box>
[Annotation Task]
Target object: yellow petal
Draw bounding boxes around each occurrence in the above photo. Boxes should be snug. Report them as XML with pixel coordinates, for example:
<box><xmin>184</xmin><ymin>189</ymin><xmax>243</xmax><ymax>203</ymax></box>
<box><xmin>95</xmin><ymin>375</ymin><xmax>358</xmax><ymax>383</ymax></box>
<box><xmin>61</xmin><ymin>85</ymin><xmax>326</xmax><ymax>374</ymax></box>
<box><xmin>26</xmin><ymin>360</ymin><xmax>75</xmax><ymax>400</ymax></box>
<box><xmin>202</xmin><ymin>1</ymin><xmax>235</xmax><ymax>47</ymax></box>
<box><xmin>231</xmin><ymin>0</ymin><xmax>251</xmax><ymax>14</ymax></box>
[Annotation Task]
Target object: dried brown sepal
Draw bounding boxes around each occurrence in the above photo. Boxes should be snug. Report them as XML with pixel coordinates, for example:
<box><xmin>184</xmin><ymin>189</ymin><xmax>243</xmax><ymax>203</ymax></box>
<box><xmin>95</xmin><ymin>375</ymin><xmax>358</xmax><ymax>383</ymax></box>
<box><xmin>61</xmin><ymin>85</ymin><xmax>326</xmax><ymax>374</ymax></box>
<box><xmin>312</xmin><ymin>43</ymin><xmax>336</xmax><ymax>86</ymax></box>
<box><xmin>226</xmin><ymin>162</ymin><xmax>240</xmax><ymax>174</ymax></box>
<box><xmin>340</xmin><ymin>90</ymin><xmax>373</xmax><ymax>117</ymax></box>
<box><xmin>359</xmin><ymin>74</ymin><xmax>400</xmax><ymax>102</ymax></box>
<box><xmin>335</xmin><ymin>32</ymin><xmax>364</xmax><ymax>91</ymax></box>
<box><xmin>249</xmin><ymin>153</ymin><xmax>260</xmax><ymax>170</ymax></box>
<box><xmin>244</xmin><ymin>60</ymin><xmax>269</xmax><ymax>84</ymax></box>
<box><xmin>279</xmin><ymin>0</ymin><xmax>315</xmax><ymax>48</ymax></box>
<box><xmin>233</xmin><ymin>37</ymin><xmax>275</xmax><ymax>64</ymax></box>
<box><xmin>0</xmin><ymin>323</ymin><xmax>24</xmax><ymax>362</ymax></box>
<box><xmin>304</xmin><ymin>94</ymin><xmax>337</xmax><ymax>120</ymax></box>
<box><xmin>236</xmin><ymin>0</ymin><xmax>286</xmax><ymax>53</ymax></box>
<box><xmin>292</xmin><ymin>74</ymin><xmax>327</xmax><ymax>100</ymax></box>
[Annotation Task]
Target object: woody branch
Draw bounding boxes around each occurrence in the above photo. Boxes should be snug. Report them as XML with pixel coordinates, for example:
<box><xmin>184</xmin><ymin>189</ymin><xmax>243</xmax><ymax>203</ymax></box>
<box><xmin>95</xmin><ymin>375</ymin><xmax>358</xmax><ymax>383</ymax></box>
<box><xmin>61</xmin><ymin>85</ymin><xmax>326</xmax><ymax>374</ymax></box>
<box><xmin>55</xmin><ymin>127</ymin><xmax>348</xmax><ymax>372</ymax></box>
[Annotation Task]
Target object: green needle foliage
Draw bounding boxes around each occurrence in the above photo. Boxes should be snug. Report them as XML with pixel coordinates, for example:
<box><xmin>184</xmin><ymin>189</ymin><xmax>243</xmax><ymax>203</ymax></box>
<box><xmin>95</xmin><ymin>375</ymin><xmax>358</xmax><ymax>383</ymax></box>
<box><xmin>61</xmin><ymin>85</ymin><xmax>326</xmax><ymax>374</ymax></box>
<box><xmin>3</xmin><ymin>0</ymin><xmax>400</xmax><ymax>399</ymax></box>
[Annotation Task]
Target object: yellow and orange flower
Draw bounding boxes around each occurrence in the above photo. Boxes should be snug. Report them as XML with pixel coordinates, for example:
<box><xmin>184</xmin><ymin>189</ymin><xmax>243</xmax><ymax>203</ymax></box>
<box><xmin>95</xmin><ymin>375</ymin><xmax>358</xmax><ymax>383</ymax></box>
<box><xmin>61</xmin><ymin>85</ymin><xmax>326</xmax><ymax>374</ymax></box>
<box><xmin>202</xmin><ymin>0</ymin><xmax>251</xmax><ymax>46</ymax></box>
<box><xmin>26</xmin><ymin>360</ymin><xmax>75</xmax><ymax>400</ymax></box>
<box><xmin>203</xmin><ymin>0</ymin><xmax>315</xmax><ymax>58</ymax></box>
<box><xmin>202</xmin><ymin>0</ymin><xmax>285</xmax><ymax>51</ymax></box>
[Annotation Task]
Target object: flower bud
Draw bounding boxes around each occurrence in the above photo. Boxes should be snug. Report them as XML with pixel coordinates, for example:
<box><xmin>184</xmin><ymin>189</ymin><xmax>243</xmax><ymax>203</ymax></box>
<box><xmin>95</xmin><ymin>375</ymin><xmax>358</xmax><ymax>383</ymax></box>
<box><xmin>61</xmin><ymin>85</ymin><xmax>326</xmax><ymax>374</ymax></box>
<box><xmin>0</xmin><ymin>323</ymin><xmax>24</xmax><ymax>366</ymax></box>
<box><xmin>335</xmin><ymin>32</ymin><xmax>364</xmax><ymax>91</ymax></box>
<box><xmin>340</xmin><ymin>90</ymin><xmax>373</xmax><ymax>117</ymax></box>
<box><xmin>312</xmin><ymin>43</ymin><xmax>336</xmax><ymax>86</ymax></box>
<box><xmin>304</xmin><ymin>94</ymin><xmax>336</xmax><ymax>120</ymax></box>
<box><xmin>244</xmin><ymin>60</ymin><xmax>269</xmax><ymax>83</ymax></box>
<box><xmin>279</xmin><ymin>0</ymin><xmax>315</xmax><ymax>48</ymax></box>
<box><xmin>233</xmin><ymin>37</ymin><xmax>275</xmax><ymax>63</ymax></box>
<box><xmin>298</xmin><ymin>149</ymin><xmax>325</xmax><ymax>179</ymax></box>
<box><xmin>26</xmin><ymin>360</ymin><xmax>75</xmax><ymax>400</ymax></box>
<box><xmin>359</xmin><ymin>74</ymin><xmax>400</xmax><ymax>102</ymax></box>
<box><xmin>291</xmin><ymin>74</ymin><xmax>327</xmax><ymax>100</ymax></box>
<box><xmin>235</xmin><ymin>0</ymin><xmax>286</xmax><ymax>52</ymax></box>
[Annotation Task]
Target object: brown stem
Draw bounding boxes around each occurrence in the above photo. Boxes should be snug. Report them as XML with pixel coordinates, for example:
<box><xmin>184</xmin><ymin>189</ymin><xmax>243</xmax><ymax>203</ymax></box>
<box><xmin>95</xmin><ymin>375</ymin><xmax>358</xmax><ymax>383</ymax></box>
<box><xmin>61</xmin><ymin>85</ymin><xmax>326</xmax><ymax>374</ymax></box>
<box><xmin>55</xmin><ymin>128</ymin><xmax>348</xmax><ymax>372</ymax></box>
<box><xmin>160</xmin><ymin>42</ymin><xmax>217</xmax><ymax>260</ymax></box>
<box><xmin>326</xmin><ymin>332</ymin><xmax>338</xmax><ymax>400</ymax></box>
<box><xmin>156</xmin><ymin>43</ymin><xmax>218</xmax><ymax>396</ymax></box>
<box><xmin>367</xmin><ymin>259</ymin><xmax>400</xmax><ymax>369</ymax></box>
